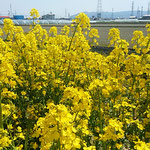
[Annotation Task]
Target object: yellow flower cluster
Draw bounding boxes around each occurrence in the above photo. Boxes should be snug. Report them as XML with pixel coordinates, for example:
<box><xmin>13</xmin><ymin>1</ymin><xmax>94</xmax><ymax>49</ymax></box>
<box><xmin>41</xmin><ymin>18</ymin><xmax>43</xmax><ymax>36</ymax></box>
<box><xmin>134</xmin><ymin>139</ymin><xmax>150</xmax><ymax>150</ymax></box>
<box><xmin>108</xmin><ymin>28</ymin><xmax>120</xmax><ymax>46</ymax></box>
<box><xmin>0</xmin><ymin>9</ymin><xmax>149</xmax><ymax>150</ymax></box>
<box><xmin>72</xmin><ymin>12</ymin><xmax>91</xmax><ymax>29</ymax></box>
<box><xmin>33</xmin><ymin>103</ymin><xmax>81</xmax><ymax>150</ymax></box>
<box><xmin>0</xmin><ymin>129</ymin><xmax>11</xmax><ymax>149</ymax></box>
<box><xmin>100</xmin><ymin>119</ymin><xmax>124</xmax><ymax>142</ymax></box>
<box><xmin>30</xmin><ymin>8</ymin><xmax>40</xmax><ymax>19</ymax></box>
<box><xmin>61</xmin><ymin>25</ymin><xmax>70</xmax><ymax>35</ymax></box>
<box><xmin>88</xmin><ymin>28</ymin><xmax>99</xmax><ymax>45</ymax></box>
<box><xmin>0</xmin><ymin>29</ymin><xmax>3</xmax><ymax>37</ymax></box>
<box><xmin>49</xmin><ymin>26</ymin><xmax>58</xmax><ymax>37</ymax></box>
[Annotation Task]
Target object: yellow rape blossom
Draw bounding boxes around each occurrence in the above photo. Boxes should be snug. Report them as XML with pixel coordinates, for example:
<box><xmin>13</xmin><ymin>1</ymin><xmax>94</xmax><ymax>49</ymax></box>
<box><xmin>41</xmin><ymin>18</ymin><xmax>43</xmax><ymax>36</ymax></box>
<box><xmin>49</xmin><ymin>26</ymin><xmax>57</xmax><ymax>37</ymax></box>
<box><xmin>30</xmin><ymin>8</ymin><xmax>40</xmax><ymax>19</ymax></box>
<box><xmin>0</xmin><ymin>9</ymin><xmax>149</xmax><ymax>150</ymax></box>
<box><xmin>0</xmin><ymin>129</ymin><xmax>11</xmax><ymax>149</ymax></box>
<box><xmin>73</xmin><ymin>12</ymin><xmax>91</xmax><ymax>29</ymax></box>
<box><xmin>134</xmin><ymin>139</ymin><xmax>150</xmax><ymax>150</ymax></box>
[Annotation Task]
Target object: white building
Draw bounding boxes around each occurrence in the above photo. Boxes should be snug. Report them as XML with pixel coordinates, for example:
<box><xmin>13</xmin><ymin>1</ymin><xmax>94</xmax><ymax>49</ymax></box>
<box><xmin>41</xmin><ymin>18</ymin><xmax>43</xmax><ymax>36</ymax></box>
<box><xmin>42</xmin><ymin>12</ymin><xmax>55</xmax><ymax>20</ymax></box>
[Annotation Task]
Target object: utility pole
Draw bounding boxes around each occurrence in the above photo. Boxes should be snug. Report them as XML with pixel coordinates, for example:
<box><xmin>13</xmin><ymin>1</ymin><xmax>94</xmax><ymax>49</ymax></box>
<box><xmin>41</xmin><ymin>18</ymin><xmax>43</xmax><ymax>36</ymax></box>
<box><xmin>10</xmin><ymin>4</ymin><xmax>12</xmax><ymax>18</ymax></box>
<box><xmin>68</xmin><ymin>13</ymin><xmax>70</xmax><ymax>18</ymax></box>
<box><xmin>97</xmin><ymin>0</ymin><xmax>102</xmax><ymax>20</ymax></box>
<box><xmin>131</xmin><ymin>1</ymin><xmax>134</xmax><ymax>16</ymax></box>
<box><xmin>148</xmin><ymin>2</ymin><xmax>150</xmax><ymax>15</ymax></box>
<box><xmin>111</xmin><ymin>8</ymin><xmax>114</xmax><ymax>19</ymax></box>
<box><xmin>65</xmin><ymin>9</ymin><xmax>67</xmax><ymax>18</ymax></box>
<box><xmin>141</xmin><ymin>6</ymin><xmax>143</xmax><ymax>17</ymax></box>
<box><xmin>137</xmin><ymin>6</ymin><xmax>140</xmax><ymax>18</ymax></box>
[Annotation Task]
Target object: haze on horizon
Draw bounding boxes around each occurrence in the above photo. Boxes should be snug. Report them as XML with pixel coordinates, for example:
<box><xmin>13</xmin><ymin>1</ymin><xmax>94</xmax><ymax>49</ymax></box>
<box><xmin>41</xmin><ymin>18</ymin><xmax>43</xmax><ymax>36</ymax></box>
<box><xmin>0</xmin><ymin>0</ymin><xmax>149</xmax><ymax>17</ymax></box>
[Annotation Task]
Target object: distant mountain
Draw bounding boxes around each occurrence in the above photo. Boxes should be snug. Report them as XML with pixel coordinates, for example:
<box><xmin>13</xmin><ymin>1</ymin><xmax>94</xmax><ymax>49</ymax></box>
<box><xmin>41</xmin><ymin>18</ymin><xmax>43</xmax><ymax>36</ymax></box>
<box><xmin>71</xmin><ymin>11</ymin><xmax>148</xmax><ymax>19</ymax></box>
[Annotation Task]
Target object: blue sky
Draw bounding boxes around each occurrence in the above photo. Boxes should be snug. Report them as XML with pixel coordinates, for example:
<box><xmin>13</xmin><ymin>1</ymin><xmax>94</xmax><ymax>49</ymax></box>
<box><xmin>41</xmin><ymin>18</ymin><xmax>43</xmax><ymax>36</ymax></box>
<box><xmin>0</xmin><ymin>0</ymin><xmax>149</xmax><ymax>17</ymax></box>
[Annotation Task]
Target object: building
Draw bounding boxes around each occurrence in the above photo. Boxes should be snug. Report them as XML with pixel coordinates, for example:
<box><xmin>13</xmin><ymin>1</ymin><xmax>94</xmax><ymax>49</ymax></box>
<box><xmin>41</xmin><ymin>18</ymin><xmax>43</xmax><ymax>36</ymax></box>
<box><xmin>42</xmin><ymin>12</ymin><xmax>55</xmax><ymax>20</ymax></box>
<box><xmin>13</xmin><ymin>15</ymin><xmax>24</xmax><ymax>19</ymax></box>
<box><xmin>139</xmin><ymin>15</ymin><xmax>150</xmax><ymax>20</ymax></box>
<box><xmin>129</xmin><ymin>16</ymin><xmax>136</xmax><ymax>19</ymax></box>
<box><xmin>0</xmin><ymin>16</ymin><xmax>10</xmax><ymax>19</ymax></box>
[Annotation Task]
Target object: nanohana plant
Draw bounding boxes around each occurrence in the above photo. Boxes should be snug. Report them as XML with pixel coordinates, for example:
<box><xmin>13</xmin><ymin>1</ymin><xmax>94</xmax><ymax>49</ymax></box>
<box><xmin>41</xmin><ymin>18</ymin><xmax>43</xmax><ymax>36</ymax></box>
<box><xmin>30</xmin><ymin>8</ymin><xmax>40</xmax><ymax>19</ymax></box>
<box><xmin>0</xmin><ymin>8</ymin><xmax>149</xmax><ymax>150</ymax></box>
<box><xmin>30</xmin><ymin>8</ymin><xmax>40</xmax><ymax>26</ymax></box>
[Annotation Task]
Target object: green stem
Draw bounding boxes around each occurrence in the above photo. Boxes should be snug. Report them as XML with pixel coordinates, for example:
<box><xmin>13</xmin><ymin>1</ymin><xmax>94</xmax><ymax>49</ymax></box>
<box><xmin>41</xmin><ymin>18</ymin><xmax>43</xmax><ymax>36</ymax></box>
<box><xmin>116</xmin><ymin>53</ymin><xmax>120</xmax><ymax>78</ymax></box>
<box><xmin>64</xmin><ymin>60</ymin><xmax>71</xmax><ymax>85</ymax></box>
<box><xmin>64</xmin><ymin>24</ymin><xmax>79</xmax><ymax>85</ymax></box>
<box><xmin>122</xmin><ymin>107</ymin><xmax>125</xmax><ymax>122</ymax></box>
<box><xmin>98</xmin><ymin>91</ymin><xmax>103</xmax><ymax>134</ymax></box>
<box><xmin>0</xmin><ymin>88</ymin><xmax>3</xmax><ymax>129</ymax></box>
<box><xmin>84</xmin><ymin>58</ymin><xmax>92</xmax><ymax>85</ymax></box>
<box><xmin>24</xmin><ymin>123</ymin><xmax>30</xmax><ymax>150</ymax></box>
<box><xmin>0</xmin><ymin>99</ymin><xmax>3</xmax><ymax>129</ymax></box>
<box><xmin>58</xmin><ymin>138</ymin><xmax>61</xmax><ymax>150</ymax></box>
<box><xmin>68</xmin><ymin>23</ymin><xmax>79</xmax><ymax>51</ymax></box>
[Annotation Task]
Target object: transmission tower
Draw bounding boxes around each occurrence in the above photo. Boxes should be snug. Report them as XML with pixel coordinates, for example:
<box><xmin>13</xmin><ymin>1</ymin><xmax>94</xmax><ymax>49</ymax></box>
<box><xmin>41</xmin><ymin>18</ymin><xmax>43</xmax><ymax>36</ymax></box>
<box><xmin>97</xmin><ymin>0</ymin><xmax>102</xmax><ymax>20</ymax></box>
<box><xmin>131</xmin><ymin>1</ymin><xmax>134</xmax><ymax>16</ymax></box>
<box><xmin>141</xmin><ymin>6</ymin><xmax>143</xmax><ymax>17</ymax></box>
<box><xmin>9</xmin><ymin>4</ymin><xmax>12</xmax><ymax>17</ymax></box>
<box><xmin>137</xmin><ymin>6</ymin><xmax>140</xmax><ymax>18</ymax></box>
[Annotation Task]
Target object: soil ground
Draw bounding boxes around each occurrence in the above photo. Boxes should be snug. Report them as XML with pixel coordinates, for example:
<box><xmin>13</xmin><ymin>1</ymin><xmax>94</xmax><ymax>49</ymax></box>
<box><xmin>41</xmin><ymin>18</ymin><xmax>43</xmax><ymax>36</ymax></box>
<box><xmin>0</xmin><ymin>22</ymin><xmax>148</xmax><ymax>49</ymax></box>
